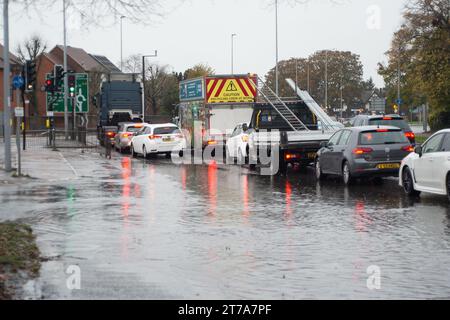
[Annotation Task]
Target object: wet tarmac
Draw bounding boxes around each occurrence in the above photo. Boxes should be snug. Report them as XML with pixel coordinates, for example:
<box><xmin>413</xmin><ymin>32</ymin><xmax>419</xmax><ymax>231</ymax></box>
<box><xmin>1</xmin><ymin>150</ymin><xmax>450</xmax><ymax>299</ymax></box>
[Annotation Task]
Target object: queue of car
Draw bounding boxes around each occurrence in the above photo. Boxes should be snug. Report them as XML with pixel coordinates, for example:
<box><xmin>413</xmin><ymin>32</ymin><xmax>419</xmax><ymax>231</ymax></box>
<box><xmin>114</xmin><ymin>116</ymin><xmax>450</xmax><ymax>202</ymax></box>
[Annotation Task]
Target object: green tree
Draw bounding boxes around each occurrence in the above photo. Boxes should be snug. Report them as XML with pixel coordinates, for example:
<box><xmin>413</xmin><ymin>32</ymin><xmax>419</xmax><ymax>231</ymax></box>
<box><xmin>265</xmin><ymin>50</ymin><xmax>366</xmax><ymax>115</ymax></box>
<box><xmin>183</xmin><ymin>63</ymin><xmax>215</xmax><ymax>80</ymax></box>
<box><xmin>378</xmin><ymin>0</ymin><xmax>450</xmax><ymax>129</ymax></box>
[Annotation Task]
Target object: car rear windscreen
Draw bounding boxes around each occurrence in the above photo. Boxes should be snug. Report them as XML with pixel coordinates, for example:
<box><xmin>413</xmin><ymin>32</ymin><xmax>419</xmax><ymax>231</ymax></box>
<box><xmin>359</xmin><ymin>130</ymin><xmax>409</xmax><ymax>145</ymax></box>
<box><xmin>153</xmin><ymin>127</ymin><xmax>180</xmax><ymax>135</ymax></box>
<box><xmin>127</xmin><ymin>126</ymin><xmax>143</xmax><ymax>133</ymax></box>
<box><xmin>368</xmin><ymin>119</ymin><xmax>411</xmax><ymax>131</ymax></box>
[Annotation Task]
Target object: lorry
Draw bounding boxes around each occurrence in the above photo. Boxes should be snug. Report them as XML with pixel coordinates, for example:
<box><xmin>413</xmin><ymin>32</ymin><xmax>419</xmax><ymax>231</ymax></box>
<box><xmin>247</xmin><ymin>77</ymin><xmax>340</xmax><ymax>174</ymax></box>
<box><xmin>95</xmin><ymin>73</ymin><xmax>143</xmax><ymax>145</ymax></box>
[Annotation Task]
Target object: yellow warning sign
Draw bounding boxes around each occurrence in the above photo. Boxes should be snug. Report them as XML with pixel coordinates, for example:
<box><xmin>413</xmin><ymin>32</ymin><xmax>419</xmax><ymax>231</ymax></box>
<box><xmin>206</xmin><ymin>76</ymin><xmax>257</xmax><ymax>104</ymax></box>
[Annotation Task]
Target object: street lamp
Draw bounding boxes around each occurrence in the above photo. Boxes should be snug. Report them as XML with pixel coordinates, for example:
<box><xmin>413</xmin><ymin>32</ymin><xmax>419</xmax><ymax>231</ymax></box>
<box><xmin>275</xmin><ymin>0</ymin><xmax>279</xmax><ymax>95</ymax></box>
<box><xmin>142</xmin><ymin>51</ymin><xmax>158</xmax><ymax>119</ymax></box>
<box><xmin>120</xmin><ymin>16</ymin><xmax>126</xmax><ymax>72</ymax></box>
<box><xmin>231</xmin><ymin>33</ymin><xmax>237</xmax><ymax>75</ymax></box>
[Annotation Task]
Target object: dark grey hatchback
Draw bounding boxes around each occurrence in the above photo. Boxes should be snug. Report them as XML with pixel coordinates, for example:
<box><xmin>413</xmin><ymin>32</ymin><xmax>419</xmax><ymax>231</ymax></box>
<box><xmin>315</xmin><ymin>126</ymin><xmax>414</xmax><ymax>185</ymax></box>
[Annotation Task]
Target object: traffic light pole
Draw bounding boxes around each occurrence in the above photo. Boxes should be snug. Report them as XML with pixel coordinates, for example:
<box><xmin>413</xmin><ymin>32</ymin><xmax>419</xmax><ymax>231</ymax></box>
<box><xmin>63</xmin><ymin>0</ymin><xmax>69</xmax><ymax>140</ymax></box>
<box><xmin>2</xmin><ymin>0</ymin><xmax>12</xmax><ymax>172</ymax></box>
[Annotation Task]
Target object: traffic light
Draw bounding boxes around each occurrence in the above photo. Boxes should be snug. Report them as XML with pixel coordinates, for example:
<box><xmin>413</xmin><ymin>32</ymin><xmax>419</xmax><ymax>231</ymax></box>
<box><xmin>68</xmin><ymin>74</ymin><xmax>76</xmax><ymax>97</ymax></box>
<box><xmin>54</xmin><ymin>65</ymin><xmax>64</xmax><ymax>91</ymax></box>
<box><xmin>45</xmin><ymin>78</ymin><xmax>55</xmax><ymax>94</ymax></box>
<box><xmin>25</xmin><ymin>60</ymin><xmax>37</xmax><ymax>91</ymax></box>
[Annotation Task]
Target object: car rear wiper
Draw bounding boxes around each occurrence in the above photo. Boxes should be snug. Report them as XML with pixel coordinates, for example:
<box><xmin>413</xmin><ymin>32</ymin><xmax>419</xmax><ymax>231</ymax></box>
<box><xmin>384</xmin><ymin>142</ymin><xmax>398</xmax><ymax>145</ymax></box>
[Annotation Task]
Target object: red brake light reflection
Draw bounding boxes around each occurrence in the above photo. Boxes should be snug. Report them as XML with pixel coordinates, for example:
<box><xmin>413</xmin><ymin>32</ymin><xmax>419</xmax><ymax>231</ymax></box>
<box><xmin>402</xmin><ymin>146</ymin><xmax>415</xmax><ymax>153</ymax></box>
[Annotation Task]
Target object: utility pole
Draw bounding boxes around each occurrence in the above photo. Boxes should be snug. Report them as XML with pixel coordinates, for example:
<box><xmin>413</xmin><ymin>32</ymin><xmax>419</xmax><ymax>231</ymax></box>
<box><xmin>295</xmin><ymin>59</ymin><xmax>298</xmax><ymax>93</ymax></box>
<box><xmin>231</xmin><ymin>33</ymin><xmax>237</xmax><ymax>75</ymax></box>
<box><xmin>397</xmin><ymin>48</ymin><xmax>401</xmax><ymax>115</ymax></box>
<box><xmin>63</xmin><ymin>0</ymin><xmax>69</xmax><ymax>139</ymax></box>
<box><xmin>325</xmin><ymin>50</ymin><xmax>328</xmax><ymax>110</ymax></box>
<box><xmin>142</xmin><ymin>51</ymin><xmax>158</xmax><ymax>120</ymax></box>
<box><xmin>120</xmin><ymin>16</ymin><xmax>126</xmax><ymax>71</ymax></box>
<box><xmin>307</xmin><ymin>59</ymin><xmax>310</xmax><ymax>92</ymax></box>
<box><xmin>3</xmin><ymin>0</ymin><xmax>12</xmax><ymax>171</ymax></box>
<box><xmin>275</xmin><ymin>0</ymin><xmax>279</xmax><ymax>96</ymax></box>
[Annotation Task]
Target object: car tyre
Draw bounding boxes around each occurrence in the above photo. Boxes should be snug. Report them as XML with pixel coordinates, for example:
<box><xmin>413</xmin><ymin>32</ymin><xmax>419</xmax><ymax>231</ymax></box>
<box><xmin>446</xmin><ymin>174</ymin><xmax>450</xmax><ymax>202</ymax></box>
<box><xmin>143</xmin><ymin>146</ymin><xmax>149</xmax><ymax>159</ymax></box>
<box><xmin>315</xmin><ymin>158</ymin><xmax>326</xmax><ymax>180</ymax></box>
<box><xmin>402</xmin><ymin>167</ymin><xmax>420</xmax><ymax>197</ymax></box>
<box><xmin>342</xmin><ymin>161</ymin><xmax>353</xmax><ymax>185</ymax></box>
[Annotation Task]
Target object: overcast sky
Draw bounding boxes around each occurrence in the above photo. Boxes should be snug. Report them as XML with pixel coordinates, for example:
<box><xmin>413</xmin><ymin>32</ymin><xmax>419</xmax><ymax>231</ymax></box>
<box><xmin>3</xmin><ymin>0</ymin><xmax>408</xmax><ymax>87</ymax></box>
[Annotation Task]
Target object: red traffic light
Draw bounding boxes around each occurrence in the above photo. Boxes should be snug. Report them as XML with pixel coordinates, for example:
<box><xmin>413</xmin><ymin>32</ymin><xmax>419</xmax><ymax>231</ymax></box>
<box><xmin>46</xmin><ymin>79</ymin><xmax>53</xmax><ymax>86</ymax></box>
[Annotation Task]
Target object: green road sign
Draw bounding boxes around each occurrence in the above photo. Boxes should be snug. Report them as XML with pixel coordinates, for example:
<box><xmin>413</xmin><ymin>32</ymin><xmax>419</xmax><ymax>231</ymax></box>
<box><xmin>46</xmin><ymin>73</ymin><xmax>89</xmax><ymax>113</ymax></box>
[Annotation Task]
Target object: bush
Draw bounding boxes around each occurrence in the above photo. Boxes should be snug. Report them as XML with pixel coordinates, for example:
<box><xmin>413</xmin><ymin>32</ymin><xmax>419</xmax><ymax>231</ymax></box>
<box><xmin>429</xmin><ymin>110</ymin><xmax>450</xmax><ymax>131</ymax></box>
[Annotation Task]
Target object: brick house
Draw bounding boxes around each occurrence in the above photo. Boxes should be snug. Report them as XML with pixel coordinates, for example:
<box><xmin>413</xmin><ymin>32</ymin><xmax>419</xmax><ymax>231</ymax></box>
<box><xmin>0</xmin><ymin>44</ymin><xmax>24</xmax><ymax>131</ymax></box>
<box><xmin>31</xmin><ymin>45</ymin><xmax>121</xmax><ymax>129</ymax></box>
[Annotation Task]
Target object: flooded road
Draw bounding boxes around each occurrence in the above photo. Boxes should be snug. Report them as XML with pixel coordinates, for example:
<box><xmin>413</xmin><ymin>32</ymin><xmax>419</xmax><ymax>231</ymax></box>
<box><xmin>2</xmin><ymin>150</ymin><xmax>450</xmax><ymax>299</ymax></box>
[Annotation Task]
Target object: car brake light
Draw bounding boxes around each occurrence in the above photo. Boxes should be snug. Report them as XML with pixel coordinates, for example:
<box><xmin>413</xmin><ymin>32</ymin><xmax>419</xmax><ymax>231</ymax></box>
<box><xmin>207</xmin><ymin>140</ymin><xmax>218</xmax><ymax>146</ymax></box>
<box><xmin>376</xmin><ymin>129</ymin><xmax>389</xmax><ymax>132</ymax></box>
<box><xmin>402</xmin><ymin>146</ymin><xmax>415</xmax><ymax>153</ymax></box>
<box><xmin>285</xmin><ymin>153</ymin><xmax>299</xmax><ymax>160</ymax></box>
<box><xmin>149</xmin><ymin>135</ymin><xmax>162</xmax><ymax>140</ymax></box>
<box><xmin>352</xmin><ymin>147</ymin><xmax>373</xmax><ymax>155</ymax></box>
<box><xmin>383</xmin><ymin>117</ymin><xmax>393</xmax><ymax>120</ymax></box>
<box><xmin>106</xmin><ymin>132</ymin><xmax>115</xmax><ymax>137</ymax></box>
<box><xmin>123</xmin><ymin>132</ymin><xmax>134</xmax><ymax>138</ymax></box>
<box><xmin>405</xmin><ymin>132</ymin><xmax>415</xmax><ymax>140</ymax></box>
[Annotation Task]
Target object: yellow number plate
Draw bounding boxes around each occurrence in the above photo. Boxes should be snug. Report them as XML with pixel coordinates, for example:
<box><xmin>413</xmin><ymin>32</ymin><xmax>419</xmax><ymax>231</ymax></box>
<box><xmin>377</xmin><ymin>163</ymin><xmax>400</xmax><ymax>169</ymax></box>
<box><xmin>308</xmin><ymin>152</ymin><xmax>317</xmax><ymax>159</ymax></box>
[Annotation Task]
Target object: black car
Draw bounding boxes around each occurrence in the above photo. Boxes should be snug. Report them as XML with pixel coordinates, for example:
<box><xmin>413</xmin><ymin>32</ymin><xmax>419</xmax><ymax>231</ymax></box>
<box><xmin>315</xmin><ymin>126</ymin><xmax>414</xmax><ymax>185</ymax></box>
<box><xmin>352</xmin><ymin>114</ymin><xmax>416</xmax><ymax>145</ymax></box>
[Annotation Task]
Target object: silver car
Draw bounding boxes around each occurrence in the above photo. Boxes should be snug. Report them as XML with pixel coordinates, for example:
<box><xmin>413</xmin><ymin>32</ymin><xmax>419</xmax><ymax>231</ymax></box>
<box><xmin>115</xmin><ymin>122</ymin><xmax>146</xmax><ymax>153</ymax></box>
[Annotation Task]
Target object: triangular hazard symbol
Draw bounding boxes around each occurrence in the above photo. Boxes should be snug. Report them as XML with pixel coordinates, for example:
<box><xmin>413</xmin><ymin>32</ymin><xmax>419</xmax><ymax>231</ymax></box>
<box><xmin>226</xmin><ymin>81</ymin><xmax>238</xmax><ymax>92</ymax></box>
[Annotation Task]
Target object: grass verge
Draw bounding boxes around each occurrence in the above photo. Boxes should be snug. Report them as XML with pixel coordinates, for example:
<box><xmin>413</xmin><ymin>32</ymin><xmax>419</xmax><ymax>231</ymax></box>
<box><xmin>0</xmin><ymin>223</ymin><xmax>41</xmax><ymax>300</ymax></box>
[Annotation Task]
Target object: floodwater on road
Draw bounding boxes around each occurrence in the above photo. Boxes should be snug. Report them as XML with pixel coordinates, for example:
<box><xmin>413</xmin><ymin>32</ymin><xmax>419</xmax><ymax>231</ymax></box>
<box><xmin>2</xmin><ymin>150</ymin><xmax>450</xmax><ymax>299</ymax></box>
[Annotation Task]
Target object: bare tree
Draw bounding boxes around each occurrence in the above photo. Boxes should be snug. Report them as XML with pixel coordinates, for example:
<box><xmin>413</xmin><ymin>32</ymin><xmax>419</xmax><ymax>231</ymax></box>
<box><xmin>15</xmin><ymin>34</ymin><xmax>47</xmax><ymax>63</ymax></box>
<box><xmin>122</xmin><ymin>54</ymin><xmax>143</xmax><ymax>77</ymax></box>
<box><xmin>9</xmin><ymin>0</ymin><xmax>170</xmax><ymax>26</ymax></box>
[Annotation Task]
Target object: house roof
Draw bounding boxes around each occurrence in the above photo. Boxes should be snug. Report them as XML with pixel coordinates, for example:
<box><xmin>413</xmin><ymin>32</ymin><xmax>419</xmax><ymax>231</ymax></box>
<box><xmin>0</xmin><ymin>43</ymin><xmax>23</xmax><ymax>69</ymax></box>
<box><xmin>90</xmin><ymin>55</ymin><xmax>122</xmax><ymax>73</ymax></box>
<box><xmin>49</xmin><ymin>45</ymin><xmax>121</xmax><ymax>73</ymax></box>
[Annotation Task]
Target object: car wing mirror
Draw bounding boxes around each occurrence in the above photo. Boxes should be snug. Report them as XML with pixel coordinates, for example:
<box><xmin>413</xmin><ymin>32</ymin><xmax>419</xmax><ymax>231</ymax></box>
<box><xmin>242</xmin><ymin>124</ymin><xmax>249</xmax><ymax>132</ymax></box>
<box><xmin>415</xmin><ymin>146</ymin><xmax>423</xmax><ymax>157</ymax></box>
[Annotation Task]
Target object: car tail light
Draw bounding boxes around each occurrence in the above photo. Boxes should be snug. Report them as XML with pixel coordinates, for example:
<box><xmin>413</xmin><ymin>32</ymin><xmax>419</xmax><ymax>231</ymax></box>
<box><xmin>106</xmin><ymin>132</ymin><xmax>116</xmax><ymax>137</ymax></box>
<box><xmin>383</xmin><ymin>117</ymin><xmax>393</xmax><ymax>120</ymax></box>
<box><xmin>352</xmin><ymin>147</ymin><xmax>373</xmax><ymax>155</ymax></box>
<box><xmin>402</xmin><ymin>145</ymin><xmax>415</xmax><ymax>153</ymax></box>
<box><xmin>123</xmin><ymin>132</ymin><xmax>134</xmax><ymax>138</ymax></box>
<box><xmin>207</xmin><ymin>140</ymin><xmax>218</xmax><ymax>146</ymax></box>
<box><xmin>285</xmin><ymin>153</ymin><xmax>300</xmax><ymax>160</ymax></box>
<box><xmin>149</xmin><ymin>135</ymin><xmax>162</xmax><ymax>140</ymax></box>
<box><xmin>376</xmin><ymin>129</ymin><xmax>389</xmax><ymax>132</ymax></box>
<box><xmin>405</xmin><ymin>132</ymin><xmax>415</xmax><ymax>140</ymax></box>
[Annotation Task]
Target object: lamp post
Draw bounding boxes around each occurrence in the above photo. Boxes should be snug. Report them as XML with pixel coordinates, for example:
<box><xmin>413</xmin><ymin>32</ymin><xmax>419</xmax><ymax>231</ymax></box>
<box><xmin>120</xmin><ymin>16</ymin><xmax>126</xmax><ymax>71</ymax></box>
<box><xmin>2</xmin><ymin>0</ymin><xmax>11</xmax><ymax>171</ymax></box>
<box><xmin>142</xmin><ymin>51</ymin><xmax>158</xmax><ymax>120</ymax></box>
<box><xmin>231</xmin><ymin>33</ymin><xmax>237</xmax><ymax>75</ymax></box>
<box><xmin>275</xmin><ymin>0</ymin><xmax>279</xmax><ymax>95</ymax></box>
<box><xmin>63</xmin><ymin>0</ymin><xmax>69</xmax><ymax>139</ymax></box>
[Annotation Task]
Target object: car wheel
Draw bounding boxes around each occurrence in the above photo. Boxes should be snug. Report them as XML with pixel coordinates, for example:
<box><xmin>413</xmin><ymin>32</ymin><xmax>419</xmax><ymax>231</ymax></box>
<box><xmin>131</xmin><ymin>145</ymin><xmax>137</xmax><ymax>158</ymax></box>
<box><xmin>143</xmin><ymin>146</ymin><xmax>148</xmax><ymax>159</ymax></box>
<box><xmin>238</xmin><ymin>149</ymin><xmax>246</xmax><ymax>165</ymax></box>
<box><xmin>446</xmin><ymin>174</ymin><xmax>450</xmax><ymax>202</ymax></box>
<box><xmin>402</xmin><ymin>167</ymin><xmax>420</xmax><ymax>197</ymax></box>
<box><xmin>315</xmin><ymin>158</ymin><xmax>326</xmax><ymax>180</ymax></box>
<box><xmin>342</xmin><ymin>161</ymin><xmax>353</xmax><ymax>185</ymax></box>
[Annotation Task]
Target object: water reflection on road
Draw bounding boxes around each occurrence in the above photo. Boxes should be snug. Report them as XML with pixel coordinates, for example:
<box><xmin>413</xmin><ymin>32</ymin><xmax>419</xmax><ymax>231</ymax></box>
<box><xmin>5</xmin><ymin>152</ymin><xmax>450</xmax><ymax>299</ymax></box>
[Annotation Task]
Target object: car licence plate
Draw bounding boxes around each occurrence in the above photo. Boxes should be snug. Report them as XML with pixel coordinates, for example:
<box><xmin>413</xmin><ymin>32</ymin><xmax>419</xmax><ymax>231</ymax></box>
<box><xmin>307</xmin><ymin>152</ymin><xmax>316</xmax><ymax>159</ymax></box>
<box><xmin>163</xmin><ymin>137</ymin><xmax>174</xmax><ymax>142</ymax></box>
<box><xmin>377</xmin><ymin>163</ymin><xmax>400</xmax><ymax>169</ymax></box>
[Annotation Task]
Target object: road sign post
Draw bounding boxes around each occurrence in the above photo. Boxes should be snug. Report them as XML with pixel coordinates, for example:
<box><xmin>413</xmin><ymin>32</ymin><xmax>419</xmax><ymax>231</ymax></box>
<box><xmin>46</xmin><ymin>73</ymin><xmax>89</xmax><ymax>113</ymax></box>
<box><xmin>14</xmin><ymin>90</ymin><xmax>23</xmax><ymax>177</ymax></box>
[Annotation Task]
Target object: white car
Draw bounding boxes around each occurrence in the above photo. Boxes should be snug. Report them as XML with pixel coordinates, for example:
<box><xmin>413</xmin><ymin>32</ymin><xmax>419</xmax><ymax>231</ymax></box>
<box><xmin>130</xmin><ymin>123</ymin><xmax>186</xmax><ymax>158</ymax></box>
<box><xmin>226</xmin><ymin>123</ymin><xmax>250</xmax><ymax>163</ymax></box>
<box><xmin>400</xmin><ymin>129</ymin><xmax>450</xmax><ymax>201</ymax></box>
